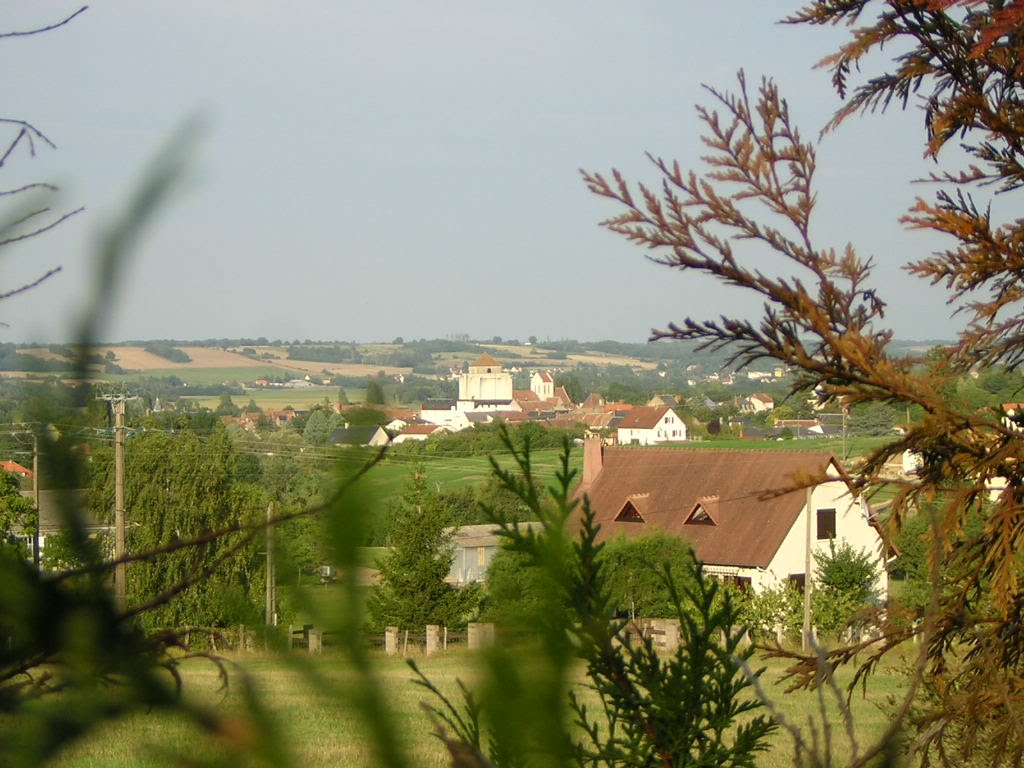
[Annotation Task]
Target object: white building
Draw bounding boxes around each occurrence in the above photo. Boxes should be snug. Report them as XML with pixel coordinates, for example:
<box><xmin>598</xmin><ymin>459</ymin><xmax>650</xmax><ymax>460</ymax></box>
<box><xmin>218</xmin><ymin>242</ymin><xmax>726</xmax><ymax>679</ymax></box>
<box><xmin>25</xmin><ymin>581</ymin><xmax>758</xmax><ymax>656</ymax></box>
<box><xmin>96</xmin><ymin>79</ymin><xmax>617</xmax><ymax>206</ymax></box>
<box><xmin>456</xmin><ymin>354</ymin><xmax>514</xmax><ymax>412</ymax></box>
<box><xmin>578</xmin><ymin>441</ymin><xmax>887</xmax><ymax>597</ymax></box>
<box><xmin>616</xmin><ymin>406</ymin><xmax>687</xmax><ymax>446</ymax></box>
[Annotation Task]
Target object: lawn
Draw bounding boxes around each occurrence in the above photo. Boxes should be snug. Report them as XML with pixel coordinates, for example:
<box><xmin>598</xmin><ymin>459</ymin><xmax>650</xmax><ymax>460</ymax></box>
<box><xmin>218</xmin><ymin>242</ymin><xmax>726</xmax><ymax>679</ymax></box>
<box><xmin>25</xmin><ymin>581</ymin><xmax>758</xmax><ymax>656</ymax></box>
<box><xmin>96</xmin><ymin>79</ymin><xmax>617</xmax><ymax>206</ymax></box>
<box><xmin>49</xmin><ymin>646</ymin><xmax>910</xmax><ymax>767</ymax></box>
<box><xmin>367</xmin><ymin>448</ymin><xmax>583</xmax><ymax>500</ymax></box>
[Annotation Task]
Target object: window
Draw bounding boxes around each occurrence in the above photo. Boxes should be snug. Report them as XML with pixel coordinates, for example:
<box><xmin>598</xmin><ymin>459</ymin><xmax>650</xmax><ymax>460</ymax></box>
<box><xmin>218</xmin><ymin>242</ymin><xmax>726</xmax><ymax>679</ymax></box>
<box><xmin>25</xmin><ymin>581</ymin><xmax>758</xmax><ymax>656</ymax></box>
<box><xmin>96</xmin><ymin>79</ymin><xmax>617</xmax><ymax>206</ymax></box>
<box><xmin>816</xmin><ymin>508</ymin><xmax>836</xmax><ymax>540</ymax></box>
<box><xmin>685</xmin><ymin>504</ymin><xmax>715</xmax><ymax>525</ymax></box>
<box><xmin>615</xmin><ymin>500</ymin><xmax>644</xmax><ymax>522</ymax></box>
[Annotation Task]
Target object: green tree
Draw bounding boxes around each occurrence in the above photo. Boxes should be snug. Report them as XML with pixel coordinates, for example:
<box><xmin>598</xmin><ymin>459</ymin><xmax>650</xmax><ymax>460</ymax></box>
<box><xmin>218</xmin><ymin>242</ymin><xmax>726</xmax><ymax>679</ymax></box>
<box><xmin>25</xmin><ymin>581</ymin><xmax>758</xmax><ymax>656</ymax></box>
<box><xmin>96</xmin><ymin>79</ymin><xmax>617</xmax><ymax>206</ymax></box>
<box><xmin>364</xmin><ymin>379</ymin><xmax>385</xmax><ymax>406</ymax></box>
<box><xmin>302</xmin><ymin>407</ymin><xmax>335</xmax><ymax>445</ymax></box>
<box><xmin>368</xmin><ymin>462</ymin><xmax>479</xmax><ymax>630</ymax></box>
<box><xmin>213</xmin><ymin>391</ymin><xmax>240</xmax><ymax>417</ymax></box>
<box><xmin>0</xmin><ymin>471</ymin><xmax>35</xmax><ymax>553</ymax></box>
<box><xmin>598</xmin><ymin>533</ymin><xmax>698</xmax><ymax>619</ymax></box>
<box><xmin>482</xmin><ymin>546</ymin><xmax>560</xmax><ymax>628</ymax></box>
<box><xmin>90</xmin><ymin>426</ymin><xmax>265</xmax><ymax>629</ymax></box>
<box><xmin>812</xmin><ymin>539</ymin><xmax>882</xmax><ymax>641</ymax></box>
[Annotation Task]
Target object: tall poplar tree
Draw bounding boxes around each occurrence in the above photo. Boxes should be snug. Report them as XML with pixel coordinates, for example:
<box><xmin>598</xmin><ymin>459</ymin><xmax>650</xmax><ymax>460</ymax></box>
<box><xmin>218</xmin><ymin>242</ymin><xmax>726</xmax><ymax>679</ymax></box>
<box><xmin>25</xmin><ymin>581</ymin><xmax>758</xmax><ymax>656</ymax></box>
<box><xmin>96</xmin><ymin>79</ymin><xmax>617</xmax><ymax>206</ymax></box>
<box><xmin>91</xmin><ymin>425</ymin><xmax>266</xmax><ymax>629</ymax></box>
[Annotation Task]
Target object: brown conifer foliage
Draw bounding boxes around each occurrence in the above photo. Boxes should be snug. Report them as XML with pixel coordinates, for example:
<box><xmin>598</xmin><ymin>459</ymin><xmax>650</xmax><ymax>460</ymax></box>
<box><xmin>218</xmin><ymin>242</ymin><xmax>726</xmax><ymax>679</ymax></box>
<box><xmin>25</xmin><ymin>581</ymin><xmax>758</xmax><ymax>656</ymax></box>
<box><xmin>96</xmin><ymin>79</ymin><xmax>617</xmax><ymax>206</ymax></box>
<box><xmin>583</xmin><ymin>3</ymin><xmax>1024</xmax><ymax>764</ymax></box>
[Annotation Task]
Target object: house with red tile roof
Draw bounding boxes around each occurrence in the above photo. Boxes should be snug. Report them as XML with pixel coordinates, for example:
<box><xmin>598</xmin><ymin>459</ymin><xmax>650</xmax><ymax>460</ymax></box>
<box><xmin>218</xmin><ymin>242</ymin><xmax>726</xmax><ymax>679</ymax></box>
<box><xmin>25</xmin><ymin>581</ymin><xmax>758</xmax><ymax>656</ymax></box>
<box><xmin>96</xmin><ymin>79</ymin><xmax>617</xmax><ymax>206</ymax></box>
<box><xmin>1</xmin><ymin>460</ymin><xmax>32</xmax><ymax>478</ymax></box>
<box><xmin>616</xmin><ymin>406</ymin><xmax>687</xmax><ymax>445</ymax></box>
<box><xmin>577</xmin><ymin>441</ymin><xmax>886</xmax><ymax>595</ymax></box>
<box><xmin>531</xmin><ymin>370</ymin><xmax>555</xmax><ymax>400</ymax></box>
<box><xmin>392</xmin><ymin>423</ymin><xmax>452</xmax><ymax>445</ymax></box>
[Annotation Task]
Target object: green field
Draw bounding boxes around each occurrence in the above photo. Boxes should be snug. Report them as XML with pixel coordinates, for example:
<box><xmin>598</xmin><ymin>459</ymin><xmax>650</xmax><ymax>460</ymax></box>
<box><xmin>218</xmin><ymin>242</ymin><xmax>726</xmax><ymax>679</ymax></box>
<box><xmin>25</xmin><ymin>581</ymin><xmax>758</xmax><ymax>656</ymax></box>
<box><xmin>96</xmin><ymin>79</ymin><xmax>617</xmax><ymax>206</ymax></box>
<box><xmin>105</xmin><ymin>365</ymin><xmax>295</xmax><ymax>387</ymax></box>
<box><xmin>686</xmin><ymin>435</ymin><xmax>890</xmax><ymax>459</ymax></box>
<box><xmin>50</xmin><ymin>647</ymin><xmax>910</xmax><ymax>767</ymax></box>
<box><xmin>181</xmin><ymin>386</ymin><xmax>364</xmax><ymax>412</ymax></box>
<box><xmin>366</xmin><ymin>448</ymin><xmax>583</xmax><ymax>500</ymax></box>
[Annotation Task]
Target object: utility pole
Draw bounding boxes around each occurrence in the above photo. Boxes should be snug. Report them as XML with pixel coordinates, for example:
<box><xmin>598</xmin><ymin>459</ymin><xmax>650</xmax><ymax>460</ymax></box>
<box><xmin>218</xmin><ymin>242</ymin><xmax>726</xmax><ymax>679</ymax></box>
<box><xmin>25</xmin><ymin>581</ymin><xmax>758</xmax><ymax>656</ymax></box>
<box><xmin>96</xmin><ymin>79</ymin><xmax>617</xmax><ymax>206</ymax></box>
<box><xmin>802</xmin><ymin>485</ymin><xmax>814</xmax><ymax>653</ymax></box>
<box><xmin>32</xmin><ymin>434</ymin><xmax>39</xmax><ymax>569</ymax></box>
<box><xmin>113</xmin><ymin>398</ymin><xmax>126</xmax><ymax>612</ymax></box>
<box><xmin>265</xmin><ymin>501</ymin><xmax>276</xmax><ymax>626</ymax></box>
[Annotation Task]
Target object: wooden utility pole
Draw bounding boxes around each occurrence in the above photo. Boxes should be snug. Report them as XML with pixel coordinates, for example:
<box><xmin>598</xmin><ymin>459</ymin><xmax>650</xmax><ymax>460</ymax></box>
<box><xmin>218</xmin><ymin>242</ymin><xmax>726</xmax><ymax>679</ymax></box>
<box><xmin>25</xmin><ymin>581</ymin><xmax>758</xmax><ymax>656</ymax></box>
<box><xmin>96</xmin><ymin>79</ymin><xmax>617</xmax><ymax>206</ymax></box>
<box><xmin>265</xmin><ymin>501</ymin><xmax>276</xmax><ymax>626</ymax></box>
<box><xmin>802</xmin><ymin>486</ymin><xmax>813</xmax><ymax>652</ymax></box>
<box><xmin>113</xmin><ymin>398</ymin><xmax>126</xmax><ymax>612</ymax></box>
<box><xmin>32</xmin><ymin>434</ymin><xmax>39</xmax><ymax>569</ymax></box>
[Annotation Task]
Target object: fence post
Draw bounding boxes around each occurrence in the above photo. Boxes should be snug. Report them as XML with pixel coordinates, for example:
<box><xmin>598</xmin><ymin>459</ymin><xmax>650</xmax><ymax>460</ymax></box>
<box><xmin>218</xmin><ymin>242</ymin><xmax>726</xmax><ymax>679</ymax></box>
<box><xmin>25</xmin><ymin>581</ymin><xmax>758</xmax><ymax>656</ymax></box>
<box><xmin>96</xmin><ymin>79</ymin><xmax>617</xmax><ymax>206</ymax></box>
<box><xmin>308</xmin><ymin>628</ymin><xmax>323</xmax><ymax>654</ymax></box>
<box><xmin>468</xmin><ymin>622</ymin><xmax>495</xmax><ymax>650</ymax></box>
<box><xmin>425</xmin><ymin>624</ymin><xmax>441</xmax><ymax>656</ymax></box>
<box><xmin>385</xmin><ymin>626</ymin><xmax>399</xmax><ymax>655</ymax></box>
<box><xmin>661</xmin><ymin>620</ymin><xmax>680</xmax><ymax>653</ymax></box>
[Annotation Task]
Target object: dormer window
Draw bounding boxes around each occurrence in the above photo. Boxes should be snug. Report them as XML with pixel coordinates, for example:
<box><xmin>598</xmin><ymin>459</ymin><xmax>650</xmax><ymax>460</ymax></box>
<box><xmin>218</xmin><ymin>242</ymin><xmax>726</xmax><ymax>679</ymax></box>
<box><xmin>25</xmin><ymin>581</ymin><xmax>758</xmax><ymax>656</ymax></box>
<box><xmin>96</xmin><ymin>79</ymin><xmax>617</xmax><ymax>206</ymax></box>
<box><xmin>615</xmin><ymin>499</ymin><xmax>645</xmax><ymax>523</ymax></box>
<box><xmin>685</xmin><ymin>495</ymin><xmax>719</xmax><ymax>525</ymax></box>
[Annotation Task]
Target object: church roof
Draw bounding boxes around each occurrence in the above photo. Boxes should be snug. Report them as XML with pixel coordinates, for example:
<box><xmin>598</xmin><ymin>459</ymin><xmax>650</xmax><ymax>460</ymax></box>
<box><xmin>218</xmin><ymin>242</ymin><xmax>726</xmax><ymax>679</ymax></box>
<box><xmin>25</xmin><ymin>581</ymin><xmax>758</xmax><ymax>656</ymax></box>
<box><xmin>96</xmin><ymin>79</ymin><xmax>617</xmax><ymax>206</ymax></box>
<box><xmin>471</xmin><ymin>353</ymin><xmax>501</xmax><ymax>368</ymax></box>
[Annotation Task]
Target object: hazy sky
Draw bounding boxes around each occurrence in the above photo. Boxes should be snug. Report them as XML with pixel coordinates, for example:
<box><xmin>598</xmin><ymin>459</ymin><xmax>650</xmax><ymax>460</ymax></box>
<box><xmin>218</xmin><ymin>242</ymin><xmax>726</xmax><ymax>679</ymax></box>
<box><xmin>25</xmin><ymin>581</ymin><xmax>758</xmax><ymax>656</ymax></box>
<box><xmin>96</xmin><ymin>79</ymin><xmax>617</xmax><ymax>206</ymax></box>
<box><xmin>0</xmin><ymin>2</ymin><xmax>966</xmax><ymax>344</ymax></box>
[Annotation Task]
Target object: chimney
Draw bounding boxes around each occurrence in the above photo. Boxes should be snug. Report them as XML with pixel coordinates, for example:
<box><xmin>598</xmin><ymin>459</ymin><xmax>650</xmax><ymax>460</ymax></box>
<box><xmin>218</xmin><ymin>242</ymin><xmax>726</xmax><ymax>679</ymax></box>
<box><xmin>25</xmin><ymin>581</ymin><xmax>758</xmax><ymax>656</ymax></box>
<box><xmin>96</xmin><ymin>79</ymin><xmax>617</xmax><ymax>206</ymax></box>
<box><xmin>582</xmin><ymin>437</ymin><xmax>604</xmax><ymax>488</ymax></box>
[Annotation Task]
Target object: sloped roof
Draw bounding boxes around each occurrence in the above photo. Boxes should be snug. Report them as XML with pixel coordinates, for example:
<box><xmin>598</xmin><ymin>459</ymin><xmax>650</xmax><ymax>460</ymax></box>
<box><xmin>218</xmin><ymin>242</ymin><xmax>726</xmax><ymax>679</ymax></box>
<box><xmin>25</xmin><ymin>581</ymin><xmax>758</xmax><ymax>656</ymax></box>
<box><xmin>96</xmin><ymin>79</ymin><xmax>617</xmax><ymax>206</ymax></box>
<box><xmin>583</xmin><ymin>447</ymin><xmax>842</xmax><ymax>568</ymax></box>
<box><xmin>421</xmin><ymin>399</ymin><xmax>457</xmax><ymax>410</ymax></box>
<box><xmin>328</xmin><ymin>425</ymin><xmax>387</xmax><ymax>446</ymax></box>
<box><xmin>537</xmin><ymin>372</ymin><xmax>554</xmax><ymax>383</ymax></box>
<box><xmin>401</xmin><ymin>423</ymin><xmax>442</xmax><ymax>436</ymax></box>
<box><xmin>581</xmin><ymin>393</ymin><xmax>605</xmax><ymax>410</ymax></box>
<box><xmin>471</xmin><ymin>353</ymin><xmax>501</xmax><ymax>368</ymax></box>
<box><xmin>552</xmin><ymin>386</ymin><xmax>574</xmax><ymax>407</ymax></box>
<box><xmin>1</xmin><ymin>460</ymin><xmax>32</xmax><ymax>477</ymax></box>
<box><xmin>617</xmin><ymin>406</ymin><xmax>673</xmax><ymax>430</ymax></box>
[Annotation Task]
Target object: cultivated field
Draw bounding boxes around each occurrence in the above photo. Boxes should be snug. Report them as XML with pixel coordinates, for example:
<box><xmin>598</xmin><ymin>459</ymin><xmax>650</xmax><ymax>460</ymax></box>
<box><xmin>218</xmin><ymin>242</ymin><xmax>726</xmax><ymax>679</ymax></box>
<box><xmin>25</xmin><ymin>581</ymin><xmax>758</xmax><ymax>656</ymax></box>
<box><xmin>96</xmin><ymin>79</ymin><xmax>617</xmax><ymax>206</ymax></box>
<box><xmin>50</xmin><ymin>648</ymin><xmax>909</xmax><ymax>767</ymax></box>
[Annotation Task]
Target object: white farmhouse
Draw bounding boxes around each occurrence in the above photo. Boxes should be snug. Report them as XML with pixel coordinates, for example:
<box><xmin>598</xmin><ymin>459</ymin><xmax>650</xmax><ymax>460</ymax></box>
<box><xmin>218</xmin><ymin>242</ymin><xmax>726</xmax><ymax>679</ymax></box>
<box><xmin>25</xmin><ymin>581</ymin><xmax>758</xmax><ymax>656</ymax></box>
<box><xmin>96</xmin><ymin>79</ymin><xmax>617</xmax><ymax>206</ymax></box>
<box><xmin>577</xmin><ymin>441</ymin><xmax>887</xmax><ymax>597</ymax></box>
<box><xmin>616</xmin><ymin>406</ymin><xmax>687</xmax><ymax>445</ymax></box>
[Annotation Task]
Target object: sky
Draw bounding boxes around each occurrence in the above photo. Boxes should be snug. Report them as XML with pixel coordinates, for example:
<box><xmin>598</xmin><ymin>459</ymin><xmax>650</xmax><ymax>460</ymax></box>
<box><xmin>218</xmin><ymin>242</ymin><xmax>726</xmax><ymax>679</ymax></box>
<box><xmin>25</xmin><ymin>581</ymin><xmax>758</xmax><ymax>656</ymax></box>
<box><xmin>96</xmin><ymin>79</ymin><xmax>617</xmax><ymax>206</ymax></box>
<box><xmin>0</xmin><ymin>2</ymin><xmax>968</xmax><ymax>344</ymax></box>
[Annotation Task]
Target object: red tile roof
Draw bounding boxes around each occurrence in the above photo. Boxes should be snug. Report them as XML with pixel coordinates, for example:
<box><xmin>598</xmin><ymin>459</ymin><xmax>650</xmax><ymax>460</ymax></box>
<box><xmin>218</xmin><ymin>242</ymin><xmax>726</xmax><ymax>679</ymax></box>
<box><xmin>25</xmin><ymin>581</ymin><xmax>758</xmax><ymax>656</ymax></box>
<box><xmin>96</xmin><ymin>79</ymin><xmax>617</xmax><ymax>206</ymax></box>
<box><xmin>0</xmin><ymin>460</ymin><xmax>31</xmax><ymax>477</ymax></box>
<box><xmin>401</xmin><ymin>424</ymin><xmax>441</xmax><ymax>435</ymax></box>
<box><xmin>581</xmin><ymin>447</ymin><xmax>842</xmax><ymax>568</ymax></box>
<box><xmin>617</xmin><ymin>406</ymin><xmax>673</xmax><ymax>430</ymax></box>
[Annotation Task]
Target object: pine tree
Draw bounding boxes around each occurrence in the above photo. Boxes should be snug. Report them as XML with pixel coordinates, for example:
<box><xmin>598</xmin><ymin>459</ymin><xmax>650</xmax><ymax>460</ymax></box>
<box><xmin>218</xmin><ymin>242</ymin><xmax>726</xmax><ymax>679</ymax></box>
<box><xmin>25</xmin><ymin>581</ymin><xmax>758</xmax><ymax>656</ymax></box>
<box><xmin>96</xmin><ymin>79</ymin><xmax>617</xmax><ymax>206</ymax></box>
<box><xmin>368</xmin><ymin>462</ymin><xmax>478</xmax><ymax>630</ymax></box>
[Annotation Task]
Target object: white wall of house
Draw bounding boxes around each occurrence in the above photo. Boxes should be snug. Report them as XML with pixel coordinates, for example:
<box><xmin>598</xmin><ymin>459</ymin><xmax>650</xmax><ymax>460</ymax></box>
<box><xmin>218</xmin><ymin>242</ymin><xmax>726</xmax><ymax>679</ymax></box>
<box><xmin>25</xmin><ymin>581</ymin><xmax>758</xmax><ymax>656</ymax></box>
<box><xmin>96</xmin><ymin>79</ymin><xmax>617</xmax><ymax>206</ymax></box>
<box><xmin>420</xmin><ymin>407</ymin><xmax>471</xmax><ymax>430</ymax></box>
<box><xmin>617</xmin><ymin>410</ymin><xmax>687</xmax><ymax>446</ymax></box>
<box><xmin>764</xmin><ymin>476</ymin><xmax>886</xmax><ymax>598</ymax></box>
<box><xmin>531</xmin><ymin>372</ymin><xmax>554</xmax><ymax>400</ymax></box>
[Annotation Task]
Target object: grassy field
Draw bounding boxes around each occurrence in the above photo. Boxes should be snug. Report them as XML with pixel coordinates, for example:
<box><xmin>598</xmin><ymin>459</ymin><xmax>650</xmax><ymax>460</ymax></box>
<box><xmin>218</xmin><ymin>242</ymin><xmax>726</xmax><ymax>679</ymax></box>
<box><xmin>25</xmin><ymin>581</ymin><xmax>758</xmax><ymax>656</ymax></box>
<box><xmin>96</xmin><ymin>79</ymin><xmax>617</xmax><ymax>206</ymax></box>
<box><xmin>180</xmin><ymin>386</ymin><xmax>362</xmax><ymax>411</ymax></box>
<box><xmin>683</xmin><ymin>435</ymin><xmax>890</xmax><ymax>459</ymax></box>
<box><xmin>49</xmin><ymin>647</ymin><xmax>910</xmax><ymax>767</ymax></box>
<box><xmin>105</xmin><ymin>365</ymin><xmax>295</xmax><ymax>387</ymax></box>
<box><xmin>367</xmin><ymin>448</ymin><xmax>583</xmax><ymax>500</ymax></box>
